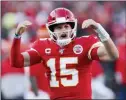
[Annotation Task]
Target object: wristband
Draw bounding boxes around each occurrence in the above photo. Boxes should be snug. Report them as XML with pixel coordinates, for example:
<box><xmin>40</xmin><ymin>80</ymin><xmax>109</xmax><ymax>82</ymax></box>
<box><xmin>15</xmin><ymin>33</ymin><xmax>21</xmax><ymax>38</ymax></box>
<box><xmin>95</xmin><ymin>23</ymin><xmax>110</xmax><ymax>42</ymax></box>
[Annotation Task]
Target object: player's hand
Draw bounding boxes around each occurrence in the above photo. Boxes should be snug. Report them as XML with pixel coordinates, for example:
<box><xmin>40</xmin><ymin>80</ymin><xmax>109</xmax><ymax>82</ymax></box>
<box><xmin>15</xmin><ymin>20</ymin><xmax>32</xmax><ymax>35</ymax></box>
<box><xmin>82</xmin><ymin>19</ymin><xmax>98</xmax><ymax>29</ymax></box>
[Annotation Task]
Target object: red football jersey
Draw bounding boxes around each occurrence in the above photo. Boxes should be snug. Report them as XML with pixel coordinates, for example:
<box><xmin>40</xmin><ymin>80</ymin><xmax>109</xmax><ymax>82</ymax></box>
<box><xmin>28</xmin><ymin>34</ymin><xmax>100</xmax><ymax>99</ymax></box>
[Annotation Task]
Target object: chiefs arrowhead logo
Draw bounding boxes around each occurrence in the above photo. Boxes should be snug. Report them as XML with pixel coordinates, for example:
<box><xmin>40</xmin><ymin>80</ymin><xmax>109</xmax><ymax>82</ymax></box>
<box><xmin>73</xmin><ymin>45</ymin><xmax>83</xmax><ymax>54</ymax></box>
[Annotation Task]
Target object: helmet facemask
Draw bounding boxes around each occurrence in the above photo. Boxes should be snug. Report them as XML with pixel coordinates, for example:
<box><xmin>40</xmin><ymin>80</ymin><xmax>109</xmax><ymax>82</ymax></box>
<box><xmin>46</xmin><ymin>8</ymin><xmax>77</xmax><ymax>47</ymax></box>
<box><xmin>46</xmin><ymin>19</ymin><xmax>77</xmax><ymax>47</ymax></box>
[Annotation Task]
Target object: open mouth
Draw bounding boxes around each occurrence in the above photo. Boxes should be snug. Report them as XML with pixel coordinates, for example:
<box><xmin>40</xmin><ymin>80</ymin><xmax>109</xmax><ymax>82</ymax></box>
<box><xmin>60</xmin><ymin>34</ymin><xmax>68</xmax><ymax>39</ymax></box>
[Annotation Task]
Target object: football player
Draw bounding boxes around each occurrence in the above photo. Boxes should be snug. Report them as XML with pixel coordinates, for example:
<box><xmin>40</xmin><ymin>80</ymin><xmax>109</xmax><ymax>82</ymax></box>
<box><xmin>10</xmin><ymin>8</ymin><xmax>119</xmax><ymax>99</ymax></box>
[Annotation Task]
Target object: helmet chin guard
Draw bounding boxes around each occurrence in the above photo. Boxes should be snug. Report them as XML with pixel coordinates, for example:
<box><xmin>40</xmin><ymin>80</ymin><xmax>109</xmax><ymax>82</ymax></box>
<box><xmin>57</xmin><ymin>38</ymin><xmax>72</xmax><ymax>47</ymax></box>
<box><xmin>46</xmin><ymin>8</ymin><xmax>77</xmax><ymax>46</ymax></box>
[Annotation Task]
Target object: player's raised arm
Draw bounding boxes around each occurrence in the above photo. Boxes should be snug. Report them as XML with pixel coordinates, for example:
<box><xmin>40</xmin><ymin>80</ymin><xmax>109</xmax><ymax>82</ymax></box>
<box><xmin>82</xmin><ymin>19</ymin><xmax>119</xmax><ymax>61</ymax></box>
<box><xmin>10</xmin><ymin>21</ymin><xmax>42</xmax><ymax>67</ymax></box>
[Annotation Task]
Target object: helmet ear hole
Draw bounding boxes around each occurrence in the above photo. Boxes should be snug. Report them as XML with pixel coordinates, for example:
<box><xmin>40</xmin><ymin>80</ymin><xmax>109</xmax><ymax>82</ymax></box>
<box><xmin>66</xmin><ymin>16</ymin><xmax>69</xmax><ymax>19</ymax></box>
<box><xmin>52</xmin><ymin>17</ymin><xmax>56</xmax><ymax>20</ymax></box>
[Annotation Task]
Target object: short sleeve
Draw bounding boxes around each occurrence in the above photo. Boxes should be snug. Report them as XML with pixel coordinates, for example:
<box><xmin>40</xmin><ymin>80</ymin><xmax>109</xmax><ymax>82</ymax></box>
<box><xmin>30</xmin><ymin>40</ymin><xmax>41</xmax><ymax>56</ymax></box>
<box><xmin>30</xmin><ymin>39</ymin><xmax>46</xmax><ymax>56</ymax></box>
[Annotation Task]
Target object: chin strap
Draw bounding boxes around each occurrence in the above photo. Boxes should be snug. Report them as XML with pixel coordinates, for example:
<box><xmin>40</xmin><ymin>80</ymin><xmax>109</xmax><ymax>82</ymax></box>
<box><xmin>57</xmin><ymin>38</ymin><xmax>71</xmax><ymax>47</ymax></box>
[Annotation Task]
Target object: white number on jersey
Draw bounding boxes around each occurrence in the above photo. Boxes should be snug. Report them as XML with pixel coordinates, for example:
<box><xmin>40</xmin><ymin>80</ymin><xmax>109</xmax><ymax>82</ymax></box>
<box><xmin>47</xmin><ymin>57</ymin><xmax>79</xmax><ymax>87</ymax></box>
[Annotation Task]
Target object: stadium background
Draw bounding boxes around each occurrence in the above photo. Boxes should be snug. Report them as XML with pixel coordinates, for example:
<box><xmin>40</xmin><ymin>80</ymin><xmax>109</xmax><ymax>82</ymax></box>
<box><xmin>1</xmin><ymin>1</ymin><xmax>126</xmax><ymax>99</ymax></box>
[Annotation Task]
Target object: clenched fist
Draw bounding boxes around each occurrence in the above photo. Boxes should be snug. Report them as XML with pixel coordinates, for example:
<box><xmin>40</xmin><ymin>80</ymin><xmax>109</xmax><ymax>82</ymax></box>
<box><xmin>15</xmin><ymin>20</ymin><xmax>32</xmax><ymax>35</ymax></box>
<box><xmin>82</xmin><ymin>19</ymin><xmax>98</xmax><ymax>29</ymax></box>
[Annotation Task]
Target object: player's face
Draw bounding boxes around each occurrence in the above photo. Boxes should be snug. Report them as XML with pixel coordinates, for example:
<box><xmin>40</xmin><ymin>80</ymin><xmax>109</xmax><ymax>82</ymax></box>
<box><xmin>53</xmin><ymin>23</ymin><xmax>72</xmax><ymax>40</ymax></box>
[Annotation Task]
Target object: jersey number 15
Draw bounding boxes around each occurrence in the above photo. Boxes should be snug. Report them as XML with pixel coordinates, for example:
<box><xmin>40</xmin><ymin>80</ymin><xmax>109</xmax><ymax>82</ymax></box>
<box><xmin>47</xmin><ymin>57</ymin><xmax>79</xmax><ymax>87</ymax></box>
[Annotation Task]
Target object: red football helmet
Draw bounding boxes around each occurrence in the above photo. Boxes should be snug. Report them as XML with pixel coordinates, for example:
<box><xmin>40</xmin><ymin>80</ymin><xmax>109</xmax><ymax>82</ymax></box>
<box><xmin>46</xmin><ymin>7</ymin><xmax>77</xmax><ymax>46</ymax></box>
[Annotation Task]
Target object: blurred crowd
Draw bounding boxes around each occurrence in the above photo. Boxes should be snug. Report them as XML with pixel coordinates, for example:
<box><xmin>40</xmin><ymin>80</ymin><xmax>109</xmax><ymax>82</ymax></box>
<box><xmin>1</xmin><ymin>1</ymin><xmax>126</xmax><ymax>99</ymax></box>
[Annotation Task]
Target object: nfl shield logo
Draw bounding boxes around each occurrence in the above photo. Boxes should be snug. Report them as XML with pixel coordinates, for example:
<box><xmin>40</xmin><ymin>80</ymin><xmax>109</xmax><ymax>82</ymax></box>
<box><xmin>59</xmin><ymin>49</ymin><xmax>64</xmax><ymax>54</ymax></box>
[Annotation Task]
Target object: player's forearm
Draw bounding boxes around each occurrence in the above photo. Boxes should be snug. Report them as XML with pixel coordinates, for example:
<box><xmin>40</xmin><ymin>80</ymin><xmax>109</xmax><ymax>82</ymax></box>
<box><xmin>102</xmin><ymin>38</ymin><xmax>119</xmax><ymax>60</ymax></box>
<box><xmin>10</xmin><ymin>37</ymin><xmax>24</xmax><ymax>67</ymax></box>
<box><xmin>95</xmin><ymin>23</ymin><xmax>119</xmax><ymax>60</ymax></box>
